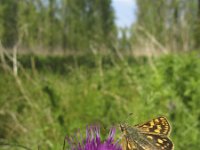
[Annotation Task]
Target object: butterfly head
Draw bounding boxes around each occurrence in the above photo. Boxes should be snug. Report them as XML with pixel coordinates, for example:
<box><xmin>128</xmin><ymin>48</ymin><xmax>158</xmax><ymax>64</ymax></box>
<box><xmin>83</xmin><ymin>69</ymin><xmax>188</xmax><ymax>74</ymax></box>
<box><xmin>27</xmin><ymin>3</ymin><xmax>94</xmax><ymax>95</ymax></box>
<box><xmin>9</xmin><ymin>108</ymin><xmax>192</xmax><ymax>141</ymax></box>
<box><xmin>120</xmin><ymin>113</ymin><xmax>134</xmax><ymax>133</ymax></box>
<box><xmin>120</xmin><ymin>123</ymin><xmax>137</xmax><ymax>136</ymax></box>
<box><xmin>120</xmin><ymin>123</ymin><xmax>129</xmax><ymax>133</ymax></box>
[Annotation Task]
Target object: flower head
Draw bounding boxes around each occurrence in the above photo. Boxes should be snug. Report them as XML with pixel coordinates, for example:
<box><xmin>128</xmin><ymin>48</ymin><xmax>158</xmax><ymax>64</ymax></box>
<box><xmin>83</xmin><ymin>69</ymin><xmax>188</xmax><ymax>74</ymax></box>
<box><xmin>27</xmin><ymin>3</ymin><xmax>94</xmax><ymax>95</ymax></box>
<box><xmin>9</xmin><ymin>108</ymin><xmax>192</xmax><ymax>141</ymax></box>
<box><xmin>66</xmin><ymin>126</ymin><xmax>122</xmax><ymax>150</ymax></box>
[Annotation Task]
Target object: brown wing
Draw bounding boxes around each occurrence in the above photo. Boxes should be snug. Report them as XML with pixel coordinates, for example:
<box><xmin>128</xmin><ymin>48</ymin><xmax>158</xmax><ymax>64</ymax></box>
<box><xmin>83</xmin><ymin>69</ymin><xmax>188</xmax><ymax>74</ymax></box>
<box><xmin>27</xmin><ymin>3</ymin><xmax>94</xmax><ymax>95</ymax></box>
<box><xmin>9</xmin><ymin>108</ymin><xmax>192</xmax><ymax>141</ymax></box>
<box><xmin>123</xmin><ymin>133</ymin><xmax>173</xmax><ymax>150</ymax></box>
<box><xmin>144</xmin><ymin>133</ymin><xmax>174</xmax><ymax>150</ymax></box>
<box><xmin>135</xmin><ymin>116</ymin><xmax>171</xmax><ymax>135</ymax></box>
<box><xmin>122</xmin><ymin>135</ymin><xmax>157</xmax><ymax>150</ymax></box>
<box><xmin>121</xmin><ymin>135</ymin><xmax>137</xmax><ymax>150</ymax></box>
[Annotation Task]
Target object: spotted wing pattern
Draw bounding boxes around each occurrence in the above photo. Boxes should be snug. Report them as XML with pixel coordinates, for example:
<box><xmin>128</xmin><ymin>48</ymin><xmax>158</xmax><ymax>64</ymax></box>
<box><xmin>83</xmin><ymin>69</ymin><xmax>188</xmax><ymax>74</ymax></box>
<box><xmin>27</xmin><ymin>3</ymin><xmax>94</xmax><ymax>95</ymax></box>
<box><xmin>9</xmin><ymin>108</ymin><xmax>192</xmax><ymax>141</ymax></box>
<box><xmin>136</xmin><ymin>117</ymin><xmax>170</xmax><ymax>135</ymax></box>
<box><xmin>121</xmin><ymin>116</ymin><xmax>174</xmax><ymax>150</ymax></box>
<box><xmin>144</xmin><ymin>133</ymin><xmax>173</xmax><ymax>150</ymax></box>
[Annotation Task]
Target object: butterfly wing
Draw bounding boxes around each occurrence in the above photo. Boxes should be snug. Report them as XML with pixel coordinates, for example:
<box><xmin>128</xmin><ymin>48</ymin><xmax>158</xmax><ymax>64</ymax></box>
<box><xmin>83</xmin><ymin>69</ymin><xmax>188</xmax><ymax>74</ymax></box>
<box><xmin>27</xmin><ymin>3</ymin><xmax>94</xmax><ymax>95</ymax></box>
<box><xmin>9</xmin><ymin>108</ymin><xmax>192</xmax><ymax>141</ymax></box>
<box><xmin>122</xmin><ymin>134</ymin><xmax>157</xmax><ymax>150</ymax></box>
<box><xmin>135</xmin><ymin>116</ymin><xmax>171</xmax><ymax>135</ymax></box>
<box><xmin>121</xmin><ymin>126</ymin><xmax>158</xmax><ymax>150</ymax></box>
<box><xmin>124</xmin><ymin>132</ymin><xmax>173</xmax><ymax>150</ymax></box>
<box><xmin>142</xmin><ymin>133</ymin><xmax>174</xmax><ymax>150</ymax></box>
<box><xmin>135</xmin><ymin>116</ymin><xmax>173</xmax><ymax>150</ymax></box>
<box><xmin>121</xmin><ymin>117</ymin><xmax>173</xmax><ymax>150</ymax></box>
<box><xmin>121</xmin><ymin>136</ymin><xmax>137</xmax><ymax>150</ymax></box>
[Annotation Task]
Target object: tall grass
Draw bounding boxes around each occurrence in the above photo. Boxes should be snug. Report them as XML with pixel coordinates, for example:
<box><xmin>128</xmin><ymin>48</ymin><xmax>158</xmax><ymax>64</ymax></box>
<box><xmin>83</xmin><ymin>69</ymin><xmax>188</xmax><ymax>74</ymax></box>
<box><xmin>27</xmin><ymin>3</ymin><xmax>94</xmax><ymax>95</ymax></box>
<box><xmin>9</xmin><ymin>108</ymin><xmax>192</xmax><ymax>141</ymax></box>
<box><xmin>0</xmin><ymin>52</ymin><xmax>200</xmax><ymax>149</ymax></box>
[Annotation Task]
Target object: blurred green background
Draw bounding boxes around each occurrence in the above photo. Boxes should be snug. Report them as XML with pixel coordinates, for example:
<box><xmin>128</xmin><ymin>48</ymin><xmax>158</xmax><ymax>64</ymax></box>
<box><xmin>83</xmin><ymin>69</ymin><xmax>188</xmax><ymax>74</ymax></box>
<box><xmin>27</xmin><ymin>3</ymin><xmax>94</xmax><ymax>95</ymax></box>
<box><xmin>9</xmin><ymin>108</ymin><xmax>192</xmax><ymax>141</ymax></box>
<box><xmin>0</xmin><ymin>0</ymin><xmax>200</xmax><ymax>150</ymax></box>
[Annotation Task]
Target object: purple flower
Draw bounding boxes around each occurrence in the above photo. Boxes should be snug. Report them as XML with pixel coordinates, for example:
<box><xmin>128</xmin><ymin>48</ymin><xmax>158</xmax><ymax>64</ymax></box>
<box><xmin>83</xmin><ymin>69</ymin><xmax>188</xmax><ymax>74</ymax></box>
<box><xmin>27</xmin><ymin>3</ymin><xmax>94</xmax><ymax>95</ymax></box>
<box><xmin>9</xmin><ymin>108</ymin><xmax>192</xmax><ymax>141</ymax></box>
<box><xmin>65</xmin><ymin>126</ymin><xmax>122</xmax><ymax>150</ymax></box>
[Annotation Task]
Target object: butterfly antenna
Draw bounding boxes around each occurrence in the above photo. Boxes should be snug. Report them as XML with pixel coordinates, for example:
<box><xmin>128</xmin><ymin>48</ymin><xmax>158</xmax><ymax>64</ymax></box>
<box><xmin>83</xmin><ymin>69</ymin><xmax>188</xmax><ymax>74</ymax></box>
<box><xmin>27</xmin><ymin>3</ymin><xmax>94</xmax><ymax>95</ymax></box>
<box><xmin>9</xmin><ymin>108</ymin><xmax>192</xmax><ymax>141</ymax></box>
<box><xmin>126</xmin><ymin>113</ymin><xmax>133</xmax><ymax>122</ymax></box>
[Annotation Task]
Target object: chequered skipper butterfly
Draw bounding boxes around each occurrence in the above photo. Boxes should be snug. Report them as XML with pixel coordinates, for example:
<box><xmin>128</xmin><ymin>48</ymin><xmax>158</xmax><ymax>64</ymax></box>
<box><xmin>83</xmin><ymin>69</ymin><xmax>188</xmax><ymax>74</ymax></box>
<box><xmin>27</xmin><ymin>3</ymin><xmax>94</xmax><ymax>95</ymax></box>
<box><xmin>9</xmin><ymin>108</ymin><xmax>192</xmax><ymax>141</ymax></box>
<box><xmin>120</xmin><ymin>116</ymin><xmax>173</xmax><ymax>150</ymax></box>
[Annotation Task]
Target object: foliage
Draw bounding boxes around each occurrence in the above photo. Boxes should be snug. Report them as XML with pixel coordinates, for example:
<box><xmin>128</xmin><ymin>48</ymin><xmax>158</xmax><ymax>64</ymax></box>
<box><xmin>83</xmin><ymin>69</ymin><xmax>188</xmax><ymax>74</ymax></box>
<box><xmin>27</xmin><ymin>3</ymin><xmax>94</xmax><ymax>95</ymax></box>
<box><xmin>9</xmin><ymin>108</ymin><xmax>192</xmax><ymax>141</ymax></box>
<box><xmin>0</xmin><ymin>0</ymin><xmax>18</xmax><ymax>48</ymax></box>
<box><xmin>133</xmin><ymin>0</ymin><xmax>200</xmax><ymax>51</ymax></box>
<box><xmin>0</xmin><ymin>0</ymin><xmax>116</xmax><ymax>51</ymax></box>
<box><xmin>0</xmin><ymin>52</ymin><xmax>200</xmax><ymax>149</ymax></box>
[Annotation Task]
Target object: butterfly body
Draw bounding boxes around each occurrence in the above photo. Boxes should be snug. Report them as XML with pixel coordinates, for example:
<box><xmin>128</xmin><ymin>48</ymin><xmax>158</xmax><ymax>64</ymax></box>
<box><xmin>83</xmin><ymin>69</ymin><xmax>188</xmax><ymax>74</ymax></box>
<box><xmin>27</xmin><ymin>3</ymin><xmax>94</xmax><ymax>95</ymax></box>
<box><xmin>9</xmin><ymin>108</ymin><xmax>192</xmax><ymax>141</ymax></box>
<box><xmin>120</xmin><ymin>116</ymin><xmax>173</xmax><ymax>150</ymax></box>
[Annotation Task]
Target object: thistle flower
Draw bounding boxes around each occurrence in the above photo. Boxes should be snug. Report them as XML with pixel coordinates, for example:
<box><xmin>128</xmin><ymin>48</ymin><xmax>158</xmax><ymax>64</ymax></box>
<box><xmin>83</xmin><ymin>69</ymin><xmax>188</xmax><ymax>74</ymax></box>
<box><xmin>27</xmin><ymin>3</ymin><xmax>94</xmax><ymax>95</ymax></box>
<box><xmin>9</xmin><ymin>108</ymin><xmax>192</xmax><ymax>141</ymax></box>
<box><xmin>65</xmin><ymin>126</ymin><xmax>122</xmax><ymax>150</ymax></box>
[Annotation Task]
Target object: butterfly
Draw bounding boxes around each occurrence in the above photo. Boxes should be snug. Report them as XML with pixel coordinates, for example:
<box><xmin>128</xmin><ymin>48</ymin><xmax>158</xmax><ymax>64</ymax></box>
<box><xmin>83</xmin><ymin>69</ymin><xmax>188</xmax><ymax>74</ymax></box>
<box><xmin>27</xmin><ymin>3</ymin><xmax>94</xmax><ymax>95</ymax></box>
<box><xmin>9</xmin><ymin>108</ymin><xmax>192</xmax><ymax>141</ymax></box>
<box><xmin>120</xmin><ymin>116</ymin><xmax>174</xmax><ymax>150</ymax></box>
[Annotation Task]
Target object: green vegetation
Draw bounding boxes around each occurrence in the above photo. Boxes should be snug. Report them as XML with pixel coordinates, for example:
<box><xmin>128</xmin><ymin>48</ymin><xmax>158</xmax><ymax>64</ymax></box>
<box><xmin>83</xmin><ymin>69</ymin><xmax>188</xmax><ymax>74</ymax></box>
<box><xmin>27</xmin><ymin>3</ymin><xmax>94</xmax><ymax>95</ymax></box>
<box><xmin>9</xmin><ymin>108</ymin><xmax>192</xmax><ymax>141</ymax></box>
<box><xmin>132</xmin><ymin>0</ymin><xmax>200</xmax><ymax>51</ymax></box>
<box><xmin>0</xmin><ymin>0</ymin><xmax>116</xmax><ymax>51</ymax></box>
<box><xmin>0</xmin><ymin>52</ymin><xmax>200</xmax><ymax>149</ymax></box>
<box><xmin>1</xmin><ymin>1</ymin><xmax>200</xmax><ymax>52</ymax></box>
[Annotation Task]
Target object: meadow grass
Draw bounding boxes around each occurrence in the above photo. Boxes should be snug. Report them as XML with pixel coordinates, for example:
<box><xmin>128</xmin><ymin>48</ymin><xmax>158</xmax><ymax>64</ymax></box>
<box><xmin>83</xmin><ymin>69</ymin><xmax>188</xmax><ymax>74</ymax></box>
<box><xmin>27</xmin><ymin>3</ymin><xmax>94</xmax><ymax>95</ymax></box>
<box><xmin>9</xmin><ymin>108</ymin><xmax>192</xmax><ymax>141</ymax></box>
<box><xmin>0</xmin><ymin>52</ymin><xmax>200</xmax><ymax>149</ymax></box>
